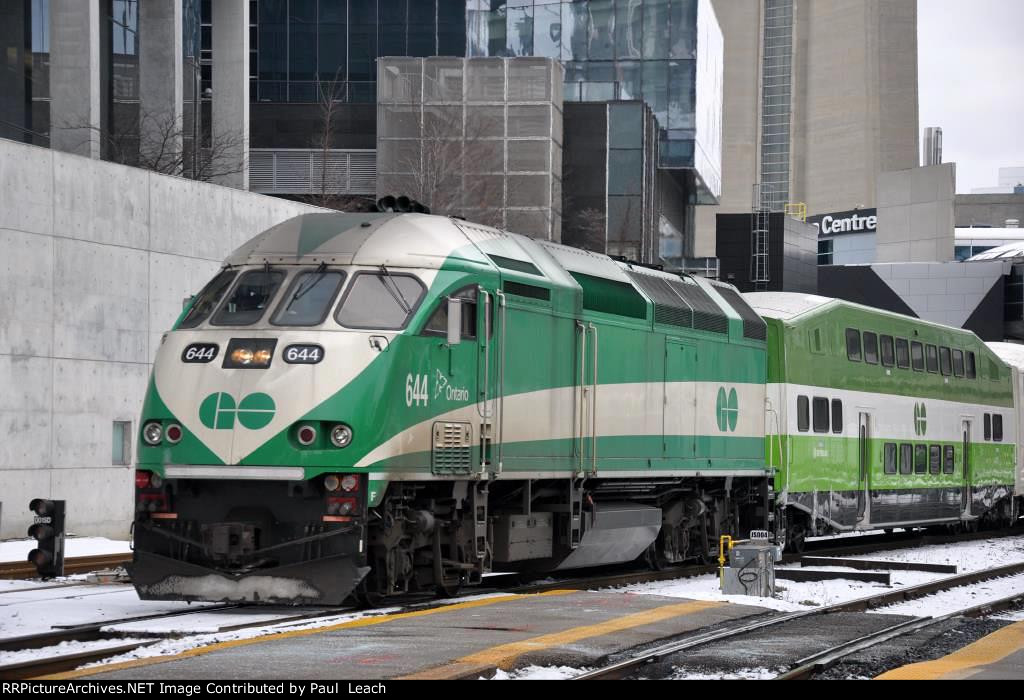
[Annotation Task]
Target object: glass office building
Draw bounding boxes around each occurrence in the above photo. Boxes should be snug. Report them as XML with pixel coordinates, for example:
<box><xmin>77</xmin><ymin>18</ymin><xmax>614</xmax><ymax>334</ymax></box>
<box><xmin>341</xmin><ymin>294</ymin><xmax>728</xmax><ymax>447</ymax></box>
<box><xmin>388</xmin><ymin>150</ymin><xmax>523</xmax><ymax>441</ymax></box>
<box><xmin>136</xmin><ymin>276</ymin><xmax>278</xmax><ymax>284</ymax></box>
<box><xmin>253</xmin><ymin>0</ymin><xmax>467</xmax><ymax>103</ymax></box>
<box><xmin>465</xmin><ymin>0</ymin><xmax>723</xmax><ymax>203</ymax></box>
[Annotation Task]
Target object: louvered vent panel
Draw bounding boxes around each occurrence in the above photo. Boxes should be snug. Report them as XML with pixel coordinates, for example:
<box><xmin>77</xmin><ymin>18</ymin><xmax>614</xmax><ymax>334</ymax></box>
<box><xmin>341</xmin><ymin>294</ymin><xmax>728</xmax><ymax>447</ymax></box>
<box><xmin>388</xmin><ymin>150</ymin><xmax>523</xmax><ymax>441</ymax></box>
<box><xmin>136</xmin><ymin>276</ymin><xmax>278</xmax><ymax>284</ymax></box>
<box><xmin>431</xmin><ymin>422</ymin><xmax>473</xmax><ymax>475</ymax></box>
<box><xmin>249</xmin><ymin>150</ymin><xmax>377</xmax><ymax>195</ymax></box>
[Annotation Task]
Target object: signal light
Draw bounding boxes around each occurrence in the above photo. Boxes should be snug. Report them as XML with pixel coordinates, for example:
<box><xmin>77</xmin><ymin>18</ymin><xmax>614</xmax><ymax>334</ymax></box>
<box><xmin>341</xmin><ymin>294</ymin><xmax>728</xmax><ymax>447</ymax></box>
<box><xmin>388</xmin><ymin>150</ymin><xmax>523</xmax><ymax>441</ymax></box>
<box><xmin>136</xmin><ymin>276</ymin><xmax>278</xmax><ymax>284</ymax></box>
<box><xmin>135</xmin><ymin>470</ymin><xmax>152</xmax><ymax>489</ymax></box>
<box><xmin>165</xmin><ymin>423</ymin><xmax>183</xmax><ymax>444</ymax></box>
<box><xmin>26</xmin><ymin>499</ymin><xmax>65</xmax><ymax>579</ymax></box>
<box><xmin>297</xmin><ymin>424</ymin><xmax>317</xmax><ymax>446</ymax></box>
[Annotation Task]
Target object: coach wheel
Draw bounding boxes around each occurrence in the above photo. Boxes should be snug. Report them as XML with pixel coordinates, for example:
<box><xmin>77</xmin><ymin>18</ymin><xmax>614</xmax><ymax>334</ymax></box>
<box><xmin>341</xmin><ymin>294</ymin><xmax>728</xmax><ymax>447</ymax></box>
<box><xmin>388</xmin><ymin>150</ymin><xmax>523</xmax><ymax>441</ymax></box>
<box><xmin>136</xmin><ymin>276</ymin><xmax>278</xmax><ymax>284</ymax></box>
<box><xmin>785</xmin><ymin>520</ymin><xmax>807</xmax><ymax>554</ymax></box>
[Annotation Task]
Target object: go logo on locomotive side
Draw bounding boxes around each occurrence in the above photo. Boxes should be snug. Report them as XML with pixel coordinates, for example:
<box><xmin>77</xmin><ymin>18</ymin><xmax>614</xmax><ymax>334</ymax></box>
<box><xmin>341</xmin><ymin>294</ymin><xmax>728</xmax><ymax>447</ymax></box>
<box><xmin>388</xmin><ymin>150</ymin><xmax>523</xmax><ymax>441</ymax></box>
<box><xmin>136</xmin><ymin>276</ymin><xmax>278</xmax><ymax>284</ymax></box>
<box><xmin>716</xmin><ymin>387</ymin><xmax>739</xmax><ymax>433</ymax></box>
<box><xmin>199</xmin><ymin>392</ymin><xmax>276</xmax><ymax>430</ymax></box>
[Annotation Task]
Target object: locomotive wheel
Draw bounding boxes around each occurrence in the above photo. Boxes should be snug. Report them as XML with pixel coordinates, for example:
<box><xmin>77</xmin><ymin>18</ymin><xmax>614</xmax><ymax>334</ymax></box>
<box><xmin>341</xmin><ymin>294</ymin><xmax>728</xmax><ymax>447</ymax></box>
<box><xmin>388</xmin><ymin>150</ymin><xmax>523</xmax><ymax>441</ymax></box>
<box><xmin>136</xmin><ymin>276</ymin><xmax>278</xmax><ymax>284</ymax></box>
<box><xmin>786</xmin><ymin>521</ymin><xmax>807</xmax><ymax>554</ymax></box>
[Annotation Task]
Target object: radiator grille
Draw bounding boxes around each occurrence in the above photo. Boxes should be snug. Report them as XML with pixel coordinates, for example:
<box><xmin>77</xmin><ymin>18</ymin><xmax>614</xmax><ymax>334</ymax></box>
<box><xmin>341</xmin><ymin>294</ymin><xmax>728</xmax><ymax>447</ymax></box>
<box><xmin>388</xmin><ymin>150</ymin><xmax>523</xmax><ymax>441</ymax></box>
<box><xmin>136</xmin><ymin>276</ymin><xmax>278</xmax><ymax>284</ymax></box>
<box><xmin>432</xmin><ymin>422</ymin><xmax>473</xmax><ymax>475</ymax></box>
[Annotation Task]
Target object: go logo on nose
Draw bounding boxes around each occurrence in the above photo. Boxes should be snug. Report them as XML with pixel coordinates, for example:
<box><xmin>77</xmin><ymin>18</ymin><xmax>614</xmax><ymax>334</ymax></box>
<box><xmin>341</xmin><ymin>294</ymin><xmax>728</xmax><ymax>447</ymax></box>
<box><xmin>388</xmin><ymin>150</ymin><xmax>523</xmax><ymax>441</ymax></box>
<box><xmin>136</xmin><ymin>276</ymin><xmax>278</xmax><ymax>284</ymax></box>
<box><xmin>199</xmin><ymin>392</ymin><xmax>276</xmax><ymax>430</ymax></box>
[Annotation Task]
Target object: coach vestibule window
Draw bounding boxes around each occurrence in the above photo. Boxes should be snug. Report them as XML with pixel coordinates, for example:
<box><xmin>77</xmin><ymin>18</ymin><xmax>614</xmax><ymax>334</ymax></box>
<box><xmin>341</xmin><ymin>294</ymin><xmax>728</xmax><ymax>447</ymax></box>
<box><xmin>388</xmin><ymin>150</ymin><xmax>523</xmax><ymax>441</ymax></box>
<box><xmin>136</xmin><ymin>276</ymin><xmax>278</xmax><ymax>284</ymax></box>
<box><xmin>846</xmin><ymin>329</ymin><xmax>862</xmax><ymax>361</ymax></box>
<box><xmin>831</xmin><ymin>399</ymin><xmax>843</xmax><ymax>434</ymax></box>
<box><xmin>812</xmin><ymin>397</ymin><xmax>829</xmax><ymax>433</ymax></box>
<box><xmin>797</xmin><ymin>396</ymin><xmax>810</xmax><ymax>433</ymax></box>
<box><xmin>985</xmin><ymin>413</ymin><xmax>992</xmax><ymax>441</ymax></box>
<box><xmin>993</xmin><ymin>414</ymin><xmax>1004</xmax><ymax>442</ymax></box>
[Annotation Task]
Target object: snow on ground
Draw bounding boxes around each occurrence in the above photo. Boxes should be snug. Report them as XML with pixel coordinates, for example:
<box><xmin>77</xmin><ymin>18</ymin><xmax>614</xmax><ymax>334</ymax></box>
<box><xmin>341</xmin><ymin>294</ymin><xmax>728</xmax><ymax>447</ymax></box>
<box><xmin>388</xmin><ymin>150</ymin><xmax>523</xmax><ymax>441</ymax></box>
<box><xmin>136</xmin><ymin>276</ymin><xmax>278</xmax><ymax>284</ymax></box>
<box><xmin>668</xmin><ymin>667</ymin><xmax>779</xmax><ymax>680</ymax></box>
<box><xmin>0</xmin><ymin>638</ymin><xmax>156</xmax><ymax>667</ymax></box>
<box><xmin>0</xmin><ymin>537</ymin><xmax>131</xmax><ymax>562</ymax></box>
<box><xmin>614</xmin><ymin>535</ymin><xmax>1024</xmax><ymax>613</ymax></box>
<box><xmin>994</xmin><ymin>609</ymin><xmax>1024</xmax><ymax>622</ymax></box>
<box><xmin>878</xmin><ymin>573</ymin><xmax>1024</xmax><ymax>618</ymax></box>
<box><xmin>0</xmin><ymin>585</ymin><xmax>218</xmax><ymax>639</ymax></box>
<box><xmin>486</xmin><ymin>665</ymin><xmax>589</xmax><ymax>680</ymax></box>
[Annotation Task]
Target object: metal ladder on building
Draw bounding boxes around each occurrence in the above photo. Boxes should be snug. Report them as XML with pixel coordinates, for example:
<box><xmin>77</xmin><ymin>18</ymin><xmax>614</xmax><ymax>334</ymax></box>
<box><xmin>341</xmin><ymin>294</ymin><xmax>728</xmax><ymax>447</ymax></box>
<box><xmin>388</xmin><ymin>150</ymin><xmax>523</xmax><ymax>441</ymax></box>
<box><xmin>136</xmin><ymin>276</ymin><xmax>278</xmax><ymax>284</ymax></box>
<box><xmin>751</xmin><ymin>183</ymin><xmax>772</xmax><ymax>291</ymax></box>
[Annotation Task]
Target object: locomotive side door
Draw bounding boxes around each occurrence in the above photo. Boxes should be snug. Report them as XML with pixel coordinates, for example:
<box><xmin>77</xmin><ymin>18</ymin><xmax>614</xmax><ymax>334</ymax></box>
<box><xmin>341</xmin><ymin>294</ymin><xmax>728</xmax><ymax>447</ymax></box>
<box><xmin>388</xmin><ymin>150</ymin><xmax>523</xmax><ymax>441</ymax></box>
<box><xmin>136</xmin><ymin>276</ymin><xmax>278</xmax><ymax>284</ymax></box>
<box><xmin>422</xmin><ymin>286</ymin><xmax>481</xmax><ymax>476</ymax></box>
<box><xmin>664</xmin><ymin>340</ymin><xmax>698</xmax><ymax>459</ymax></box>
<box><xmin>857</xmin><ymin>411</ymin><xmax>871</xmax><ymax>523</ymax></box>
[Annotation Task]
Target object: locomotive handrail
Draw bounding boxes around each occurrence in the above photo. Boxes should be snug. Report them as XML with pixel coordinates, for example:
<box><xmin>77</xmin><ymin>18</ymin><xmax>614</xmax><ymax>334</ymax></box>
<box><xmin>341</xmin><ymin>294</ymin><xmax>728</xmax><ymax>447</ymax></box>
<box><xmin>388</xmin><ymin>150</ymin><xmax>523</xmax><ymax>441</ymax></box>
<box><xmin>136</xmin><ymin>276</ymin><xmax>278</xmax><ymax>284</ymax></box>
<box><xmin>590</xmin><ymin>322</ymin><xmax>598</xmax><ymax>476</ymax></box>
<box><xmin>495</xmin><ymin>289</ymin><xmax>507</xmax><ymax>476</ymax></box>
<box><xmin>576</xmin><ymin>321</ymin><xmax>587</xmax><ymax>477</ymax></box>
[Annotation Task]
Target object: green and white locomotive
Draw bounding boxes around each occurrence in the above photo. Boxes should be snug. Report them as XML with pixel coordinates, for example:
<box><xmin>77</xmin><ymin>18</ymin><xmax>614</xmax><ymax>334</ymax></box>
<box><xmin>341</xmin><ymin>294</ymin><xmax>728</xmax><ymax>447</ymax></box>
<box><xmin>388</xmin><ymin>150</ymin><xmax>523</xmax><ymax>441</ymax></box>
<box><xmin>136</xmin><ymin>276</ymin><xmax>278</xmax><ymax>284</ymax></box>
<box><xmin>130</xmin><ymin>213</ymin><xmax>773</xmax><ymax>605</ymax></box>
<box><xmin>748</xmin><ymin>293</ymin><xmax>1020</xmax><ymax>551</ymax></box>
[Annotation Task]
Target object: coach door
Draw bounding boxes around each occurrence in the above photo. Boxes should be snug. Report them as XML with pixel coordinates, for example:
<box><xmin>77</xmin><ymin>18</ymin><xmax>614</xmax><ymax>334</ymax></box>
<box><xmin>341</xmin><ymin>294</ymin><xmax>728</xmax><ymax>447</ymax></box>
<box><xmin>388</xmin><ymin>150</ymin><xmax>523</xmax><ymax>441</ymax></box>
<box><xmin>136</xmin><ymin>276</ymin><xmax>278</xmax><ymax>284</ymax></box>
<box><xmin>857</xmin><ymin>412</ymin><xmax>871</xmax><ymax>522</ymax></box>
<box><xmin>962</xmin><ymin>419</ymin><xmax>972</xmax><ymax>515</ymax></box>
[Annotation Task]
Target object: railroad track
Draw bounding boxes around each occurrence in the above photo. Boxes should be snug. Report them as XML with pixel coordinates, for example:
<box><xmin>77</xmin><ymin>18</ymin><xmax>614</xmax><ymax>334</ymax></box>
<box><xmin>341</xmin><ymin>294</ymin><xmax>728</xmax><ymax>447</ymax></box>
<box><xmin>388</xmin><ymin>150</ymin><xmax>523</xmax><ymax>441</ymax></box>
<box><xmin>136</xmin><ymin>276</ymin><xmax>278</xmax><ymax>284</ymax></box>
<box><xmin>0</xmin><ymin>554</ymin><xmax>131</xmax><ymax>580</ymax></box>
<box><xmin>2</xmin><ymin>526</ymin><xmax>1022</xmax><ymax>680</ymax></box>
<box><xmin>573</xmin><ymin>559</ymin><xmax>1024</xmax><ymax>680</ymax></box>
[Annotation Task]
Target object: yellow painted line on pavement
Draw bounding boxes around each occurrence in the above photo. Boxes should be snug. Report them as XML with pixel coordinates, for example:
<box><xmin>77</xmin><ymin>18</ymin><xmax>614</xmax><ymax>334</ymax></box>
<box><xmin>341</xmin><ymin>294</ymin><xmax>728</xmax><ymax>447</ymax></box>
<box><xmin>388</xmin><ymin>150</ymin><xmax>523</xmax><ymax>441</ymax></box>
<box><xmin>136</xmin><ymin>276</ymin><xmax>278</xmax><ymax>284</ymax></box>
<box><xmin>876</xmin><ymin>620</ymin><xmax>1024</xmax><ymax>680</ymax></box>
<box><xmin>41</xmin><ymin>590</ymin><xmax>576</xmax><ymax>680</ymax></box>
<box><xmin>401</xmin><ymin>599</ymin><xmax>727</xmax><ymax>680</ymax></box>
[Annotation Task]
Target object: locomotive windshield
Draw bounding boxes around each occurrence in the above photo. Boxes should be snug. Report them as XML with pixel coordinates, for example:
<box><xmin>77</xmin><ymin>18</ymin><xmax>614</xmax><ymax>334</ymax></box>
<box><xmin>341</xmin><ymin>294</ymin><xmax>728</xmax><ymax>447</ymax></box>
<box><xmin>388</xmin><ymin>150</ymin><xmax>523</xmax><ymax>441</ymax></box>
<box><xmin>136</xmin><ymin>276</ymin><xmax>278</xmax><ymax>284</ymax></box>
<box><xmin>179</xmin><ymin>270</ymin><xmax>237</xmax><ymax>329</ymax></box>
<box><xmin>336</xmin><ymin>272</ymin><xmax>424</xmax><ymax>330</ymax></box>
<box><xmin>272</xmin><ymin>270</ymin><xmax>346</xmax><ymax>326</ymax></box>
<box><xmin>211</xmin><ymin>270</ymin><xmax>286</xmax><ymax>326</ymax></box>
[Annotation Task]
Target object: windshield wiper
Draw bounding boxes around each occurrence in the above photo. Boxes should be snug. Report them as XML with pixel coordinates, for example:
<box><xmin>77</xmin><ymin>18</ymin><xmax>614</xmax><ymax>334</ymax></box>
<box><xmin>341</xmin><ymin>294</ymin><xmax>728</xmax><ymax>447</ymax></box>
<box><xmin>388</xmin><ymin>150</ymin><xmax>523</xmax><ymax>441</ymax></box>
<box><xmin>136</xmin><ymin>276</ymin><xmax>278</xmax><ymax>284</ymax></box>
<box><xmin>288</xmin><ymin>262</ymin><xmax>329</xmax><ymax>309</ymax></box>
<box><xmin>379</xmin><ymin>265</ymin><xmax>411</xmax><ymax>314</ymax></box>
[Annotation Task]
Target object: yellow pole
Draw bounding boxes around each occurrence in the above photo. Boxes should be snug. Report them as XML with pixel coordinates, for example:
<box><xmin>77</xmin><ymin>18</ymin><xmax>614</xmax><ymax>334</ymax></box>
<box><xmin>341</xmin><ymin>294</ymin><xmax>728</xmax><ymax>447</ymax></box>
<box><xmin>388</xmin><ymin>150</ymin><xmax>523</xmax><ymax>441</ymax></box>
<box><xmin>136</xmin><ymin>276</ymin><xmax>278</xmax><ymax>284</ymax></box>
<box><xmin>718</xmin><ymin>535</ymin><xmax>733</xmax><ymax>587</ymax></box>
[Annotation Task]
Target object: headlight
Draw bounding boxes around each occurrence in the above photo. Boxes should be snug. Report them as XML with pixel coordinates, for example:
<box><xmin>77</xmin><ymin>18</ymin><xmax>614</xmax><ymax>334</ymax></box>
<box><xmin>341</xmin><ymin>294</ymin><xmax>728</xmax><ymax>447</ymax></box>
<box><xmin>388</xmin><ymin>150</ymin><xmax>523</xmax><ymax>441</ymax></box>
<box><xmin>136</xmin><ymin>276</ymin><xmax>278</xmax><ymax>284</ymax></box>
<box><xmin>341</xmin><ymin>474</ymin><xmax>359</xmax><ymax>492</ymax></box>
<box><xmin>143</xmin><ymin>422</ymin><xmax>163</xmax><ymax>446</ymax></box>
<box><xmin>231</xmin><ymin>348</ymin><xmax>255</xmax><ymax>365</ymax></box>
<box><xmin>330</xmin><ymin>424</ymin><xmax>353</xmax><ymax>448</ymax></box>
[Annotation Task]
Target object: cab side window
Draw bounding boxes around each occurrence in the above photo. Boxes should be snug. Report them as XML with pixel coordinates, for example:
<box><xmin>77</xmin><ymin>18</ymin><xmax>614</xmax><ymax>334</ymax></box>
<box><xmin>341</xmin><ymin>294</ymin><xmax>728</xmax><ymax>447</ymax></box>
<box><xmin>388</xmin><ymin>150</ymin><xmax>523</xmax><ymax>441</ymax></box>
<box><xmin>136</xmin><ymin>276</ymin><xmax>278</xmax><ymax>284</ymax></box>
<box><xmin>422</xmin><ymin>287</ymin><xmax>479</xmax><ymax>340</ymax></box>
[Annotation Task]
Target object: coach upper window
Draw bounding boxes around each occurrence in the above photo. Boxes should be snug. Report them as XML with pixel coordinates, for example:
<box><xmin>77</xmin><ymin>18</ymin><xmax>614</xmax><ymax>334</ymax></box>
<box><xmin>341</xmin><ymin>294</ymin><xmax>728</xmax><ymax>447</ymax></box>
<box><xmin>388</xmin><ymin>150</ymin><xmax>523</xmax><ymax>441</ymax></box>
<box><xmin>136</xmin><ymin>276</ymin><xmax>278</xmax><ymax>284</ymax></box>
<box><xmin>863</xmin><ymin>332</ymin><xmax>879</xmax><ymax>365</ymax></box>
<box><xmin>966</xmin><ymin>352</ymin><xmax>977</xmax><ymax>379</ymax></box>
<box><xmin>952</xmin><ymin>350</ymin><xmax>965</xmax><ymax>378</ymax></box>
<box><xmin>880</xmin><ymin>335</ymin><xmax>895</xmax><ymax>367</ymax></box>
<box><xmin>896</xmin><ymin>339</ymin><xmax>910</xmax><ymax>369</ymax></box>
<box><xmin>939</xmin><ymin>347</ymin><xmax>953</xmax><ymax>376</ymax></box>
<box><xmin>336</xmin><ymin>272</ymin><xmax>425</xmax><ymax>330</ymax></box>
<box><xmin>910</xmin><ymin>341</ymin><xmax>925</xmax><ymax>372</ymax></box>
<box><xmin>926</xmin><ymin>345</ymin><xmax>939</xmax><ymax>373</ymax></box>
<box><xmin>845</xmin><ymin>329</ymin><xmax>862</xmax><ymax>362</ymax></box>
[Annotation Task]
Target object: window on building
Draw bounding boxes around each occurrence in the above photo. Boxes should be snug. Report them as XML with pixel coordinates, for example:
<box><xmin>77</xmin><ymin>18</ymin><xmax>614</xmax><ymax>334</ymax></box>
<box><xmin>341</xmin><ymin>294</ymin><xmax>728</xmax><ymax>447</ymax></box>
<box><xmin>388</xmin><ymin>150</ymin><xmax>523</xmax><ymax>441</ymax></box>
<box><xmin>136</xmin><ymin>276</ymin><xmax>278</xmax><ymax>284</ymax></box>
<box><xmin>797</xmin><ymin>396</ymin><xmax>809</xmax><ymax>433</ymax></box>
<box><xmin>929</xmin><ymin>445</ymin><xmax>941</xmax><ymax>474</ymax></box>
<box><xmin>831</xmin><ymin>399</ymin><xmax>843</xmax><ymax>434</ymax></box>
<box><xmin>812</xmin><ymin>397</ymin><xmax>829</xmax><ymax>433</ymax></box>
<box><xmin>926</xmin><ymin>344</ymin><xmax>939</xmax><ymax>373</ymax></box>
<box><xmin>900</xmin><ymin>443</ymin><xmax>913</xmax><ymax>475</ymax></box>
<box><xmin>911</xmin><ymin>341</ymin><xmax>925</xmax><ymax>372</ymax></box>
<box><xmin>943</xmin><ymin>445</ymin><xmax>955</xmax><ymax>474</ymax></box>
<box><xmin>864</xmin><ymin>332</ymin><xmax>879</xmax><ymax>365</ymax></box>
<box><xmin>896</xmin><ymin>338</ymin><xmax>910</xmax><ymax>369</ymax></box>
<box><xmin>846</xmin><ymin>328</ymin><xmax>862</xmax><ymax>362</ymax></box>
<box><xmin>966</xmin><ymin>352</ymin><xmax>977</xmax><ymax>379</ymax></box>
<box><xmin>818</xmin><ymin>239</ymin><xmax>834</xmax><ymax>266</ymax></box>
<box><xmin>884</xmin><ymin>443</ymin><xmax>897</xmax><ymax>474</ymax></box>
<box><xmin>939</xmin><ymin>347</ymin><xmax>953</xmax><ymax>376</ymax></box>
<box><xmin>952</xmin><ymin>349</ymin><xmax>965</xmax><ymax>377</ymax></box>
<box><xmin>880</xmin><ymin>335</ymin><xmax>895</xmax><ymax>367</ymax></box>
<box><xmin>915</xmin><ymin>444</ymin><xmax>928</xmax><ymax>474</ymax></box>
<box><xmin>112</xmin><ymin>421</ymin><xmax>132</xmax><ymax>466</ymax></box>
<box><xmin>994</xmin><ymin>414</ymin><xmax>1003</xmax><ymax>442</ymax></box>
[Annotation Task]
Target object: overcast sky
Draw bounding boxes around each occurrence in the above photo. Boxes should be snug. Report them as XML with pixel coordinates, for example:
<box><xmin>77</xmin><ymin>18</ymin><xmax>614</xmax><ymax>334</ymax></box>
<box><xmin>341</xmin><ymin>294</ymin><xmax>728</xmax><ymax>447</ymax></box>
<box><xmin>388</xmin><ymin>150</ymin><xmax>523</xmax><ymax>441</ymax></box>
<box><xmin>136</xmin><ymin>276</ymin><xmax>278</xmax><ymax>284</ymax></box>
<box><xmin>918</xmin><ymin>0</ymin><xmax>1024</xmax><ymax>193</ymax></box>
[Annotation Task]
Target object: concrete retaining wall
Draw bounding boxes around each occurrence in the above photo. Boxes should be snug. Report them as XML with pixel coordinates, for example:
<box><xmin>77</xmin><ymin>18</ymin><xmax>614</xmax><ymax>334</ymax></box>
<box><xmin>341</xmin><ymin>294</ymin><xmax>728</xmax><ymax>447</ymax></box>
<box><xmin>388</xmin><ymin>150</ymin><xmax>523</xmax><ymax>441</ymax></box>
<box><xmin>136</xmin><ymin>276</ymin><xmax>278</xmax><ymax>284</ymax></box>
<box><xmin>0</xmin><ymin>138</ymin><xmax>321</xmax><ymax>540</ymax></box>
